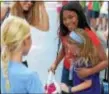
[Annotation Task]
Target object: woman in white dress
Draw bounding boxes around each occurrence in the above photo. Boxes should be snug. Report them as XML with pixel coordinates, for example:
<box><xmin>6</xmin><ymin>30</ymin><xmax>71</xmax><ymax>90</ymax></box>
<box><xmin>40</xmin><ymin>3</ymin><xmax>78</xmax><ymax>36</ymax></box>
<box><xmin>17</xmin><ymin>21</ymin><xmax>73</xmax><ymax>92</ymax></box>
<box><xmin>1</xmin><ymin>1</ymin><xmax>49</xmax><ymax>67</ymax></box>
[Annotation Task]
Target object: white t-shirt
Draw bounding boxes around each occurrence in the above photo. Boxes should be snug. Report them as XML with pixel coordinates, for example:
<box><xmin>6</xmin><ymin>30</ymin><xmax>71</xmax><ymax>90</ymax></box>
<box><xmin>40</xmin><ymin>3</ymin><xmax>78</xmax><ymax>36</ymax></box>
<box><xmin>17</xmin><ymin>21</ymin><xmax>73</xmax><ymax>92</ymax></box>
<box><xmin>100</xmin><ymin>2</ymin><xmax>108</xmax><ymax>14</ymax></box>
<box><xmin>26</xmin><ymin>7</ymin><xmax>60</xmax><ymax>84</ymax></box>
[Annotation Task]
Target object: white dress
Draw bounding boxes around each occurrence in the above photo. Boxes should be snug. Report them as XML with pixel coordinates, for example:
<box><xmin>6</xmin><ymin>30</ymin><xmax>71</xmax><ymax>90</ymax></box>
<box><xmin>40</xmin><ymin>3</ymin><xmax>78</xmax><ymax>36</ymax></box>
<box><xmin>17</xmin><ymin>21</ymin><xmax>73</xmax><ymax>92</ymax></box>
<box><xmin>26</xmin><ymin>5</ymin><xmax>61</xmax><ymax>85</ymax></box>
<box><xmin>100</xmin><ymin>2</ymin><xmax>108</xmax><ymax>15</ymax></box>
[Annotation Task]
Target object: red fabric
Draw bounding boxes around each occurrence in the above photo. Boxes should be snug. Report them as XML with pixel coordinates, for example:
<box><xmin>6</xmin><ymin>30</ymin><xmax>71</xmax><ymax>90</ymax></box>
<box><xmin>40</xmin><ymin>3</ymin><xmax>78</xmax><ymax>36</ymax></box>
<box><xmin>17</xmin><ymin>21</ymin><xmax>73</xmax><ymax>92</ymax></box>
<box><xmin>64</xmin><ymin>58</ymin><xmax>70</xmax><ymax>69</ymax></box>
<box><xmin>88</xmin><ymin>1</ymin><xmax>93</xmax><ymax>10</ymax></box>
<box><xmin>61</xmin><ymin>36</ymin><xmax>71</xmax><ymax>69</ymax></box>
<box><xmin>85</xmin><ymin>28</ymin><xmax>100</xmax><ymax>47</ymax></box>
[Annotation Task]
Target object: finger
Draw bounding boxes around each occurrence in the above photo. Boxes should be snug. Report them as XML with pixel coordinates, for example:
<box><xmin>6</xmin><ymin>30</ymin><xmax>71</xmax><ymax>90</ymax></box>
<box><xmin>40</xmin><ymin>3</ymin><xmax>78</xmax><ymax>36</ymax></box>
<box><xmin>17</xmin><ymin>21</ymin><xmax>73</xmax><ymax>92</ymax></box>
<box><xmin>49</xmin><ymin>69</ymin><xmax>55</xmax><ymax>74</ymax></box>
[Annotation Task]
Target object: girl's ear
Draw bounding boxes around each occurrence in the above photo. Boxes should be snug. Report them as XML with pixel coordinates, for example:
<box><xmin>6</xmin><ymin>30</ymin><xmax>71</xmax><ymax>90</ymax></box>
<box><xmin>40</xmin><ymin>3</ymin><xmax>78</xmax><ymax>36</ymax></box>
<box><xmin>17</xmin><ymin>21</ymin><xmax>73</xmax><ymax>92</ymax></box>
<box><xmin>21</xmin><ymin>39</ymin><xmax>27</xmax><ymax>55</ymax></box>
<box><xmin>23</xmin><ymin>38</ymin><xmax>28</xmax><ymax>46</ymax></box>
<box><xmin>22</xmin><ymin>39</ymin><xmax>26</xmax><ymax>48</ymax></box>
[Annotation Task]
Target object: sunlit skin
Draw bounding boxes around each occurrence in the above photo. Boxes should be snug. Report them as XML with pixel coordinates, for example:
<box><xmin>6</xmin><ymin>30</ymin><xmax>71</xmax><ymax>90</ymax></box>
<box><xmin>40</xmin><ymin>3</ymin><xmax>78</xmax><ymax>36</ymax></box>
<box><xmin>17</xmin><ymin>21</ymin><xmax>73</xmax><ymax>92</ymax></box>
<box><xmin>63</xmin><ymin>10</ymin><xmax>78</xmax><ymax>31</ymax></box>
<box><xmin>23</xmin><ymin>35</ymin><xmax>32</xmax><ymax>56</ymax></box>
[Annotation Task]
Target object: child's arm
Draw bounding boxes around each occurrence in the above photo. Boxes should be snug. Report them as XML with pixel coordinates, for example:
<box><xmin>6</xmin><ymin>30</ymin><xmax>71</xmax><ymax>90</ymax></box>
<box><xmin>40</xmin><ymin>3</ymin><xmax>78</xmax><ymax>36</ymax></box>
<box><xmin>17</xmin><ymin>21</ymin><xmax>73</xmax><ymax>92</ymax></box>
<box><xmin>76</xmin><ymin>44</ymin><xmax>108</xmax><ymax>78</ymax></box>
<box><xmin>71</xmin><ymin>80</ymin><xmax>92</xmax><ymax>93</ymax></box>
<box><xmin>61</xmin><ymin>80</ymin><xmax>92</xmax><ymax>93</ymax></box>
<box><xmin>76</xmin><ymin>28</ymin><xmax>108</xmax><ymax>78</ymax></box>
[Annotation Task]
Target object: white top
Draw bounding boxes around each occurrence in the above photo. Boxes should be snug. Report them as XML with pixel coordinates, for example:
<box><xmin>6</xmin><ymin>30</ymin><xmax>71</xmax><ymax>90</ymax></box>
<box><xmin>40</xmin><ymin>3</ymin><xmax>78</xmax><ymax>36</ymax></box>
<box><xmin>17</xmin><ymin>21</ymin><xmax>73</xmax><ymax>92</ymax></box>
<box><xmin>100</xmin><ymin>2</ymin><xmax>108</xmax><ymax>14</ymax></box>
<box><xmin>26</xmin><ymin>8</ymin><xmax>59</xmax><ymax>84</ymax></box>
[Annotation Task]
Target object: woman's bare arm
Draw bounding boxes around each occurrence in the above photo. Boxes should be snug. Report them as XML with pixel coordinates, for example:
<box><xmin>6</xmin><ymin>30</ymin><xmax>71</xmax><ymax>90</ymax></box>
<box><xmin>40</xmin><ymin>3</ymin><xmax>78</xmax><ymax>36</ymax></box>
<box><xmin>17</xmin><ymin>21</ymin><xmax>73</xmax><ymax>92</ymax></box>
<box><xmin>76</xmin><ymin>44</ymin><xmax>108</xmax><ymax>78</ymax></box>
<box><xmin>61</xmin><ymin>80</ymin><xmax>92</xmax><ymax>93</ymax></box>
<box><xmin>38</xmin><ymin>2</ymin><xmax>49</xmax><ymax>31</ymax></box>
<box><xmin>49</xmin><ymin>45</ymin><xmax>65</xmax><ymax>73</ymax></box>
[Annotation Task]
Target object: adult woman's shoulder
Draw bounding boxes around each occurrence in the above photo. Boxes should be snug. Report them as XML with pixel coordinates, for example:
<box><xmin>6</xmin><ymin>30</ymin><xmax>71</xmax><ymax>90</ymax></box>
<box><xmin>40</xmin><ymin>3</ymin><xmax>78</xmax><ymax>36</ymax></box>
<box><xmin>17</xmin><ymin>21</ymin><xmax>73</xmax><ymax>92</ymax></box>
<box><xmin>1</xmin><ymin>4</ymin><xmax>9</xmax><ymax>21</ymax></box>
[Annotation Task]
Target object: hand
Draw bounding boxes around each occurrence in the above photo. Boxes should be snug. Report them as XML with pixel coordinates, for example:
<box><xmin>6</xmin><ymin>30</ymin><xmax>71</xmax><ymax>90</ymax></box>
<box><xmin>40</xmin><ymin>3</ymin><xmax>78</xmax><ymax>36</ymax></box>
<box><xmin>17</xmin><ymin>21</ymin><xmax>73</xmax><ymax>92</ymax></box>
<box><xmin>76</xmin><ymin>68</ymin><xmax>92</xmax><ymax>78</ymax></box>
<box><xmin>48</xmin><ymin>63</ymin><xmax>57</xmax><ymax>74</ymax></box>
<box><xmin>60</xmin><ymin>83</ymin><xmax>69</xmax><ymax>93</ymax></box>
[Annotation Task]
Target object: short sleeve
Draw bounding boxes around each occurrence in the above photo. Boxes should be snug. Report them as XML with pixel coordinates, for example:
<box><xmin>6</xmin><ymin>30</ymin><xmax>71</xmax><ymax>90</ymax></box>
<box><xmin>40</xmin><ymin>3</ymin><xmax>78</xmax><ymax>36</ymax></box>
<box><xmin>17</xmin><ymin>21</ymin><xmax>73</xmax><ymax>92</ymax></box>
<box><xmin>26</xmin><ymin>72</ymin><xmax>44</xmax><ymax>93</ymax></box>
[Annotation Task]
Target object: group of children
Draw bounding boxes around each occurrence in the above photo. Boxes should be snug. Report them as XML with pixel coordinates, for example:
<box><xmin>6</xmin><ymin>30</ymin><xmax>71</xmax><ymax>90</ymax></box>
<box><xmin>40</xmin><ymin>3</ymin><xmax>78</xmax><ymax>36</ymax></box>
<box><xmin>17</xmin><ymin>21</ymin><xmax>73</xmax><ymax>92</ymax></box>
<box><xmin>1</xmin><ymin>1</ymin><xmax>108</xmax><ymax>94</ymax></box>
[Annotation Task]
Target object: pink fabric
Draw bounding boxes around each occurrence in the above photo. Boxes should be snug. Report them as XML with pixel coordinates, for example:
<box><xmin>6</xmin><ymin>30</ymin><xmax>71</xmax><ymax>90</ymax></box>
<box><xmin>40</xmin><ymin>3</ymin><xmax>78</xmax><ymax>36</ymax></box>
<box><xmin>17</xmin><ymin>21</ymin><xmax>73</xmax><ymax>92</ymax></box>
<box><xmin>57</xmin><ymin>6</ymin><xmax>62</xmax><ymax>13</ymax></box>
<box><xmin>45</xmin><ymin>83</ymin><xmax>56</xmax><ymax>94</ymax></box>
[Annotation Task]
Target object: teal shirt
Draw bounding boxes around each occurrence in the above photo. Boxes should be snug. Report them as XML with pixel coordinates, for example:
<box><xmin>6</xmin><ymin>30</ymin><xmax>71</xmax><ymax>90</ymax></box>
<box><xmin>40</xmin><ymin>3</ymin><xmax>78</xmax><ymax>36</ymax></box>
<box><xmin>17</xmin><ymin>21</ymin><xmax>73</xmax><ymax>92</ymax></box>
<box><xmin>1</xmin><ymin>61</ymin><xmax>44</xmax><ymax>93</ymax></box>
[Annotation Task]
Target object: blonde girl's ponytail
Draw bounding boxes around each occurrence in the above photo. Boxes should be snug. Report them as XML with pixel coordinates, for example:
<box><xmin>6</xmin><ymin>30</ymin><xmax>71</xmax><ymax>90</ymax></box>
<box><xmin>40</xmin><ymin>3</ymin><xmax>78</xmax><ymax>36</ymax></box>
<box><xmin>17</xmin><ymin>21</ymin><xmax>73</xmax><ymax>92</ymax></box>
<box><xmin>1</xmin><ymin>46</ymin><xmax>10</xmax><ymax>92</ymax></box>
<box><xmin>1</xmin><ymin>16</ymin><xmax>30</xmax><ymax>93</ymax></box>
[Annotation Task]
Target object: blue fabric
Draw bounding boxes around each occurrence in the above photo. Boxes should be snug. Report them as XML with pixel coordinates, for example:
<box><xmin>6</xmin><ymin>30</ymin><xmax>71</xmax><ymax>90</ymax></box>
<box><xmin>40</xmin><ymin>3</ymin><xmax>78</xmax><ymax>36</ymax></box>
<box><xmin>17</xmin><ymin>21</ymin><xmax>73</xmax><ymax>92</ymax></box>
<box><xmin>103</xmin><ymin>82</ymin><xmax>109</xmax><ymax>94</ymax></box>
<box><xmin>61</xmin><ymin>67</ymin><xmax>73</xmax><ymax>86</ymax></box>
<box><xmin>69</xmin><ymin>31</ymin><xmax>84</xmax><ymax>44</ymax></box>
<box><xmin>61</xmin><ymin>67</ymin><xmax>73</xmax><ymax>94</ymax></box>
<box><xmin>1</xmin><ymin>61</ymin><xmax>44</xmax><ymax>94</ymax></box>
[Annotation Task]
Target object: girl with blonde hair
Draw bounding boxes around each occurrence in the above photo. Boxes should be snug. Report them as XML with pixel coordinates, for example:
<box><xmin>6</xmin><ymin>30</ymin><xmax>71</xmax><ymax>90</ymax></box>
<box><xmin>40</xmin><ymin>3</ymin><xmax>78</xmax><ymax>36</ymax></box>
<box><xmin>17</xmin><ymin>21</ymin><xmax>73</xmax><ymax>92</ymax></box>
<box><xmin>1</xmin><ymin>16</ymin><xmax>44</xmax><ymax>93</ymax></box>
<box><xmin>60</xmin><ymin>28</ymin><xmax>101</xmax><ymax>94</ymax></box>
